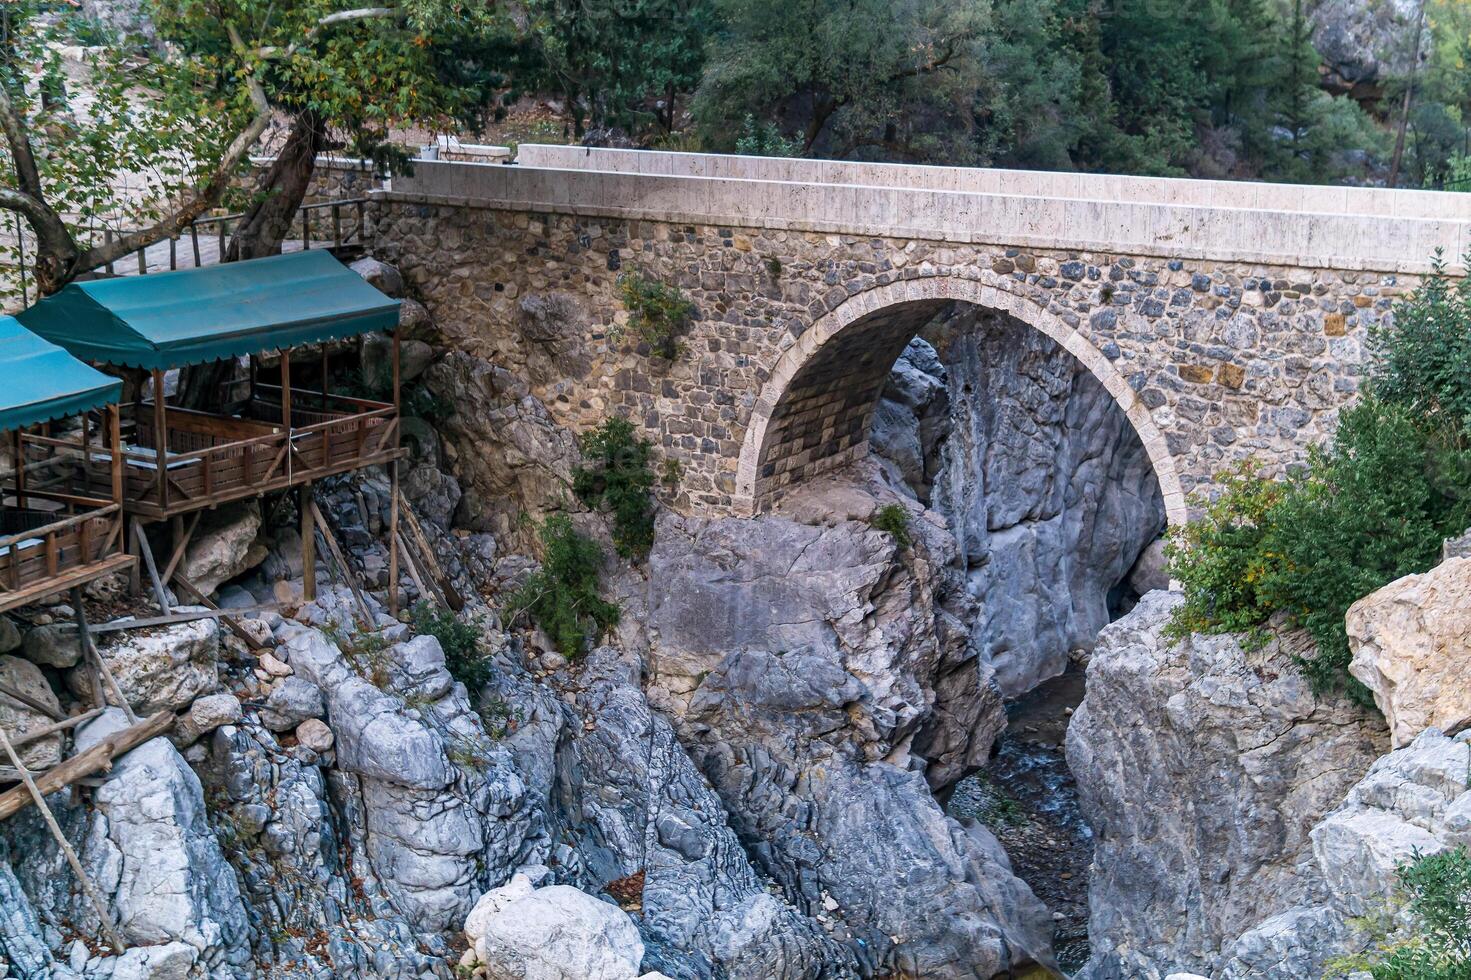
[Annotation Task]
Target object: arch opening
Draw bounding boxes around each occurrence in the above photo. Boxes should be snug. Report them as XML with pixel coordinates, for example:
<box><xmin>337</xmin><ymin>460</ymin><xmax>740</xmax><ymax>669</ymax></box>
<box><xmin>735</xmin><ymin>278</ymin><xmax>1186</xmax><ymax>525</ymax></box>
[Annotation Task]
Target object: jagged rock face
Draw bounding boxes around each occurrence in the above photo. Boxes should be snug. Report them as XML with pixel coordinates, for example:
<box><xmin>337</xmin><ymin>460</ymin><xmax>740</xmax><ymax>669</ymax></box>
<box><xmin>873</xmin><ymin>311</ymin><xmax>1166</xmax><ymax>697</ymax></box>
<box><xmin>539</xmin><ymin>646</ymin><xmax>859</xmax><ymax>980</ymax></box>
<box><xmin>0</xmin><ymin>654</ymin><xmax>64</xmax><ymax>769</ymax></box>
<box><xmin>81</xmin><ymin>615</ymin><xmax>222</xmax><ymax>714</ymax></box>
<box><xmin>642</xmin><ymin>505</ymin><xmax>1054</xmax><ymax>978</ymax></box>
<box><xmin>1308</xmin><ymin>0</ymin><xmax>1426</xmax><ymax>96</ymax></box>
<box><xmin>1347</xmin><ymin>556</ymin><xmax>1471</xmax><ymax>747</ymax></box>
<box><xmin>423</xmin><ymin>351</ymin><xmax>580</xmax><ymax>550</ymax></box>
<box><xmin>1067</xmin><ymin>592</ymin><xmax>1388</xmax><ymax>980</ymax></box>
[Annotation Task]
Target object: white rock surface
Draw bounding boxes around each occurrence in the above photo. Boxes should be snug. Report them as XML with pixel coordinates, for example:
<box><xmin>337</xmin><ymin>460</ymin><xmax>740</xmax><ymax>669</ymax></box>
<box><xmin>1347</xmin><ymin>557</ymin><xmax>1471</xmax><ymax>747</ymax></box>
<box><xmin>465</xmin><ymin>878</ymin><xmax>645</xmax><ymax>980</ymax></box>
<box><xmin>83</xmin><ymin>615</ymin><xmax>221</xmax><ymax>714</ymax></box>
<box><xmin>0</xmin><ymin>654</ymin><xmax>63</xmax><ymax>769</ymax></box>
<box><xmin>181</xmin><ymin>501</ymin><xmax>266</xmax><ymax>595</ymax></box>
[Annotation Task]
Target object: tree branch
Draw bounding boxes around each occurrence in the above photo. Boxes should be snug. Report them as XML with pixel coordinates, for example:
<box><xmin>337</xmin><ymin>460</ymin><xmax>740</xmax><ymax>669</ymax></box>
<box><xmin>0</xmin><ymin>84</ymin><xmax>45</xmax><ymax>200</ymax></box>
<box><xmin>73</xmin><ymin>27</ymin><xmax>274</xmax><ymax>273</ymax></box>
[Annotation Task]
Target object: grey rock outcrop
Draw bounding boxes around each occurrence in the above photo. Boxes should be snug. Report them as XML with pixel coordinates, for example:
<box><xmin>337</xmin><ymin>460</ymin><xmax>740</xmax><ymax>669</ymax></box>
<box><xmin>1068</xmin><ymin>592</ymin><xmax>1388</xmax><ymax>979</ymax></box>
<box><xmin>1308</xmin><ymin>0</ymin><xmax>1427</xmax><ymax>95</ymax></box>
<box><xmin>872</xmin><ymin>314</ymin><xmax>1165</xmax><ymax>697</ymax></box>
<box><xmin>0</xmin><ymin>654</ymin><xmax>64</xmax><ymax>769</ymax></box>
<box><xmin>82</xmin><ymin>615</ymin><xmax>221</xmax><ymax>714</ymax></box>
<box><xmin>464</xmin><ymin>875</ymin><xmax>645</xmax><ymax>980</ymax></box>
<box><xmin>180</xmin><ymin>501</ymin><xmax>266</xmax><ymax>595</ymax></box>
<box><xmin>643</xmin><ymin>506</ymin><xmax>1053</xmax><ymax>978</ymax></box>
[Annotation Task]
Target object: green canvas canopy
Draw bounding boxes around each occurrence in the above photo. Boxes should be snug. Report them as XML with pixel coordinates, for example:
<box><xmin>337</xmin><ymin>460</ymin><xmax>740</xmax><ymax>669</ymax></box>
<box><xmin>0</xmin><ymin>315</ymin><xmax>121</xmax><ymax>434</ymax></box>
<box><xmin>17</xmin><ymin>250</ymin><xmax>400</xmax><ymax>371</ymax></box>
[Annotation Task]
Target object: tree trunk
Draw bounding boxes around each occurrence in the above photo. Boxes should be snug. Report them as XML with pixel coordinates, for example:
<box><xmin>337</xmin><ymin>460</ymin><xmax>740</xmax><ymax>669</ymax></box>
<box><xmin>225</xmin><ymin>109</ymin><xmax>327</xmax><ymax>261</ymax></box>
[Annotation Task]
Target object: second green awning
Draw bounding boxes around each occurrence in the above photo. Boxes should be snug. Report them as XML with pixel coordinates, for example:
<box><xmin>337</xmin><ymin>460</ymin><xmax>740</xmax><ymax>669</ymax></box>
<box><xmin>17</xmin><ymin>250</ymin><xmax>401</xmax><ymax>371</ymax></box>
<box><xmin>0</xmin><ymin>315</ymin><xmax>121</xmax><ymax>433</ymax></box>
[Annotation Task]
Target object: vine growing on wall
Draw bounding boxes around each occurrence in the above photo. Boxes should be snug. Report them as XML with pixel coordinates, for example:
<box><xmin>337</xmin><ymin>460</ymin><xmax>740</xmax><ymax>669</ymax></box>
<box><xmin>616</xmin><ymin>271</ymin><xmax>694</xmax><ymax>360</ymax></box>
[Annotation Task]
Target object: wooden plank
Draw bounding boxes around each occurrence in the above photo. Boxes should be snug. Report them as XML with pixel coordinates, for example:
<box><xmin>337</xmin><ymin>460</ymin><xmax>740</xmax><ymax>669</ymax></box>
<box><xmin>160</xmin><ymin>512</ymin><xmax>201</xmax><ymax>584</ymax></box>
<box><xmin>388</xmin><ymin>460</ymin><xmax>399</xmax><ymax>618</ymax></box>
<box><xmin>301</xmin><ymin>483</ymin><xmax>316</xmax><ymax>603</ymax></box>
<box><xmin>0</xmin><ymin>710</ymin><xmax>172</xmax><ymax>822</ymax></box>
<box><xmin>309</xmin><ymin>500</ymin><xmax>372</xmax><ymax>625</ymax></box>
<box><xmin>170</xmin><ymin>575</ymin><xmax>268</xmax><ymax>652</ymax></box>
<box><xmin>8</xmin><ymin>708</ymin><xmax>103</xmax><ymax>751</ymax></box>
<box><xmin>132</xmin><ymin>518</ymin><xmax>171</xmax><ymax>615</ymax></box>
<box><xmin>73</xmin><ymin>587</ymin><xmax>136</xmax><ymax>724</ymax></box>
<box><xmin>398</xmin><ymin>491</ymin><xmax>464</xmax><ymax>611</ymax></box>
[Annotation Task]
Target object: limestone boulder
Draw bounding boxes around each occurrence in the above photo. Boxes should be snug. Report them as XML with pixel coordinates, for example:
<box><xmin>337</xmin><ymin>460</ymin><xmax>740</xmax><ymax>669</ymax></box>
<box><xmin>1444</xmin><ymin>526</ymin><xmax>1471</xmax><ymax>561</ymax></box>
<box><xmin>466</xmin><ymin>879</ymin><xmax>645</xmax><ymax>980</ymax></box>
<box><xmin>350</xmin><ymin>256</ymin><xmax>404</xmax><ymax>297</ymax></box>
<box><xmin>0</xmin><ymin>615</ymin><xmax>23</xmax><ymax>653</ymax></box>
<box><xmin>173</xmin><ymin>693</ymin><xmax>242</xmax><ymax>745</ymax></box>
<box><xmin>181</xmin><ymin>501</ymin><xmax>266</xmax><ymax>595</ymax></box>
<box><xmin>258</xmin><ymin>676</ymin><xmax>325</xmax><ymax>732</ymax></box>
<box><xmin>21</xmin><ymin>623</ymin><xmax>82</xmax><ymax>669</ymax></box>
<box><xmin>77</xmin><ymin>709</ymin><xmax>253</xmax><ymax>972</ymax></box>
<box><xmin>0</xmin><ymin>655</ymin><xmax>63</xmax><ymax>769</ymax></box>
<box><xmin>1347</xmin><ymin>557</ymin><xmax>1471</xmax><ymax>746</ymax></box>
<box><xmin>84</xmin><ymin>614</ymin><xmax>220</xmax><ymax>714</ymax></box>
<box><xmin>1068</xmin><ymin>592</ymin><xmax>1387</xmax><ymax>979</ymax></box>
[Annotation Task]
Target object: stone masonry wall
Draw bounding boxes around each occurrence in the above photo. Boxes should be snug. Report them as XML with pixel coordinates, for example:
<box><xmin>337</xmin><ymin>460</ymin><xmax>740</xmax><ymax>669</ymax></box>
<box><xmin>370</xmin><ymin>199</ymin><xmax>1402</xmax><ymax>519</ymax></box>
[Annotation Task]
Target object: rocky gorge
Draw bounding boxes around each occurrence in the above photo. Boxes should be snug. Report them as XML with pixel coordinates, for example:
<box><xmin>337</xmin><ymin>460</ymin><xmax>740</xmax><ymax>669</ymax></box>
<box><xmin>0</xmin><ymin>257</ymin><xmax>1464</xmax><ymax>980</ymax></box>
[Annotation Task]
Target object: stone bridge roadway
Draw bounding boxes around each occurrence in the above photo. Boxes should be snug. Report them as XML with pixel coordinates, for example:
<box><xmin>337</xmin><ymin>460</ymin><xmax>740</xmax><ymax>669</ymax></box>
<box><xmin>369</xmin><ymin>145</ymin><xmax>1471</xmax><ymax>523</ymax></box>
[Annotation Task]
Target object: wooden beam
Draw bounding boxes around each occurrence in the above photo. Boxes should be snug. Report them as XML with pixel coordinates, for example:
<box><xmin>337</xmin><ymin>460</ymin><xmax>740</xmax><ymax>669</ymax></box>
<box><xmin>0</xmin><ymin>710</ymin><xmax>172</xmax><ymax>822</ymax></box>
<box><xmin>73</xmin><ymin>586</ymin><xmax>136</xmax><ymax>724</ymax></box>
<box><xmin>388</xmin><ymin>460</ymin><xmax>399</xmax><ymax>618</ymax></box>
<box><xmin>0</xmin><ymin>725</ymin><xmax>128</xmax><ymax>953</ymax></box>
<box><xmin>8</xmin><ymin>708</ymin><xmax>103</xmax><ymax>752</ymax></box>
<box><xmin>109</xmin><ymin>405</ymin><xmax>122</xmax><ymax>506</ymax></box>
<box><xmin>131</xmin><ymin>518</ymin><xmax>171</xmax><ymax>615</ymax></box>
<box><xmin>309</xmin><ymin>500</ymin><xmax>372</xmax><ymax>626</ymax></box>
<box><xmin>0</xmin><ymin>680</ymin><xmax>65</xmax><ymax>721</ymax></box>
<box><xmin>300</xmin><ymin>483</ymin><xmax>316</xmax><ymax>603</ymax></box>
<box><xmin>397</xmin><ymin>492</ymin><xmax>464</xmax><ymax>612</ymax></box>
<box><xmin>151</xmin><ymin>370</ymin><xmax>167</xmax><ymax>510</ymax></box>
<box><xmin>160</xmin><ymin>511</ymin><xmax>201</xmax><ymax>585</ymax></box>
<box><xmin>168</xmin><ymin>575</ymin><xmax>268</xmax><ymax>652</ymax></box>
<box><xmin>64</xmin><ymin>604</ymin><xmax>274</xmax><ymax>635</ymax></box>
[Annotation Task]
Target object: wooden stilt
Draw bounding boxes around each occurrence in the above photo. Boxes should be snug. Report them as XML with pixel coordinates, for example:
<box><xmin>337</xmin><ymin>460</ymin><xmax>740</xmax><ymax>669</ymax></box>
<box><xmin>131</xmin><ymin>519</ymin><xmax>171</xmax><ymax>615</ymax></box>
<box><xmin>300</xmin><ymin>483</ymin><xmax>316</xmax><ymax>603</ymax></box>
<box><xmin>398</xmin><ymin>492</ymin><xmax>464</xmax><ymax>611</ymax></box>
<box><xmin>0</xmin><ymin>725</ymin><xmax>128</xmax><ymax>953</ymax></box>
<box><xmin>170</xmin><ymin>574</ymin><xmax>266</xmax><ymax>652</ymax></box>
<box><xmin>7</xmin><ymin>707</ymin><xmax>102</xmax><ymax>752</ymax></box>
<box><xmin>73</xmin><ymin>587</ymin><xmax>136</xmax><ymax>724</ymax></box>
<box><xmin>0</xmin><ymin>680</ymin><xmax>65</xmax><ymax>721</ymax></box>
<box><xmin>160</xmin><ymin>512</ymin><xmax>201</xmax><ymax>585</ymax></box>
<box><xmin>150</xmin><ymin>369</ymin><xmax>167</xmax><ymax>511</ymax></box>
<box><xmin>310</xmin><ymin>501</ymin><xmax>372</xmax><ymax>626</ymax></box>
<box><xmin>388</xmin><ymin>461</ymin><xmax>400</xmax><ymax>619</ymax></box>
<box><xmin>394</xmin><ymin>530</ymin><xmax>435</xmax><ymax>606</ymax></box>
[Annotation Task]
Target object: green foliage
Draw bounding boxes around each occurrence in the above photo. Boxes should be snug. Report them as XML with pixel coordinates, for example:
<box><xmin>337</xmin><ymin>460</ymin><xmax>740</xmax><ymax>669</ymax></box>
<box><xmin>323</xmin><ymin>621</ymin><xmax>393</xmax><ymax>689</ymax></box>
<box><xmin>735</xmin><ymin>114</ymin><xmax>801</xmax><ymax>156</ymax></box>
<box><xmin>1337</xmin><ymin>846</ymin><xmax>1471</xmax><ymax>979</ymax></box>
<box><xmin>520</xmin><ymin>0</ymin><xmax>717</xmax><ymax>139</ymax></box>
<box><xmin>871</xmin><ymin>503</ymin><xmax>912</xmax><ymax>549</ymax></box>
<box><xmin>572</xmin><ymin>417</ymin><xmax>657</xmax><ymax>560</ymax></box>
<box><xmin>1163</xmin><ymin>460</ymin><xmax>1286</xmax><ymax>645</ymax></box>
<box><xmin>1371</xmin><ymin>254</ymin><xmax>1471</xmax><ymax>436</ymax></box>
<box><xmin>510</xmin><ymin>514</ymin><xmax>620</xmax><ymax>658</ymax></box>
<box><xmin>616</xmin><ymin>271</ymin><xmax>695</xmax><ymax>360</ymax></box>
<box><xmin>411</xmin><ymin>602</ymin><xmax>492</xmax><ymax>693</ymax></box>
<box><xmin>1168</xmin><ymin>265</ymin><xmax>1471</xmax><ymax>701</ymax></box>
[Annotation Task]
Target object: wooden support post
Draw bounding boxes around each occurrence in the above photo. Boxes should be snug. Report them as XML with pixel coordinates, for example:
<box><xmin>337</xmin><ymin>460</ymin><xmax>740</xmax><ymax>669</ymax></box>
<box><xmin>300</xmin><ymin>483</ymin><xmax>316</xmax><ymax>603</ymax></box>
<box><xmin>161</xmin><ymin>512</ymin><xmax>201</xmax><ymax>585</ymax></box>
<box><xmin>73</xmin><ymin>587</ymin><xmax>136</xmax><ymax>724</ymax></box>
<box><xmin>280</xmin><ymin>352</ymin><xmax>293</xmax><ymax>483</ymax></box>
<box><xmin>150</xmin><ymin>370</ymin><xmax>167</xmax><ymax>510</ymax></box>
<box><xmin>394</xmin><ymin>530</ymin><xmax>434</xmax><ymax>606</ymax></box>
<box><xmin>388</xmin><ymin>460</ymin><xmax>400</xmax><ymax>619</ymax></box>
<box><xmin>170</xmin><ymin>574</ymin><xmax>266</xmax><ymax>652</ymax></box>
<box><xmin>0</xmin><ymin>725</ymin><xmax>128</xmax><ymax>953</ymax></box>
<box><xmin>13</xmin><ymin>428</ymin><xmax>25</xmax><ymax>508</ymax></box>
<box><xmin>398</xmin><ymin>492</ymin><xmax>464</xmax><ymax>612</ymax></box>
<box><xmin>126</xmin><ymin>523</ymin><xmax>141</xmax><ymax>596</ymax></box>
<box><xmin>310</xmin><ymin>501</ymin><xmax>372</xmax><ymax>626</ymax></box>
<box><xmin>108</xmin><ymin>405</ymin><xmax>122</xmax><ymax>507</ymax></box>
<box><xmin>131</xmin><ymin>519</ymin><xmax>170</xmax><ymax>615</ymax></box>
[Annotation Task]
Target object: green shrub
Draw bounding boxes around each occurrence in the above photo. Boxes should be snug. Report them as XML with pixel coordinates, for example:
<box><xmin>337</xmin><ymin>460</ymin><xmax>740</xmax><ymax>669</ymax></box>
<box><xmin>572</xmin><ymin>417</ymin><xmax>657</xmax><ymax>560</ymax></box>
<box><xmin>1168</xmin><ymin>401</ymin><xmax>1471</xmax><ymax>703</ymax></box>
<box><xmin>510</xmin><ymin>514</ymin><xmax>620</xmax><ymax>658</ymax></box>
<box><xmin>411</xmin><ymin>602</ymin><xmax>492</xmax><ymax>692</ymax></box>
<box><xmin>1340</xmin><ymin>846</ymin><xmax>1471</xmax><ymax>979</ymax></box>
<box><xmin>1163</xmin><ymin>460</ymin><xmax>1286</xmax><ymax>645</ymax></box>
<box><xmin>616</xmin><ymin>272</ymin><xmax>694</xmax><ymax>360</ymax></box>
<box><xmin>1370</xmin><ymin>253</ymin><xmax>1471</xmax><ymax>437</ymax></box>
<box><xmin>870</xmin><ymin>503</ymin><xmax>912</xmax><ymax>549</ymax></box>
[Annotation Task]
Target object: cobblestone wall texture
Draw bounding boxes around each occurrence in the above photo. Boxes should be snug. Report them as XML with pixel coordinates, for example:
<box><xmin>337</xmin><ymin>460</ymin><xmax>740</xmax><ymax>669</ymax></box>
<box><xmin>371</xmin><ymin>200</ymin><xmax>1405</xmax><ymax>520</ymax></box>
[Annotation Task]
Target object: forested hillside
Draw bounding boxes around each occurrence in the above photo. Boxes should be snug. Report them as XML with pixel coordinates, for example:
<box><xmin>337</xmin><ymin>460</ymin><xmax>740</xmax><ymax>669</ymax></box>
<box><xmin>488</xmin><ymin>0</ymin><xmax>1471</xmax><ymax>187</ymax></box>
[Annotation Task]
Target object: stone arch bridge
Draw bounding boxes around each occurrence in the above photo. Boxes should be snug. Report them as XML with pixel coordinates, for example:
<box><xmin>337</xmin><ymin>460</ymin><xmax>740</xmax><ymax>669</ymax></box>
<box><xmin>369</xmin><ymin>145</ymin><xmax>1471</xmax><ymax>523</ymax></box>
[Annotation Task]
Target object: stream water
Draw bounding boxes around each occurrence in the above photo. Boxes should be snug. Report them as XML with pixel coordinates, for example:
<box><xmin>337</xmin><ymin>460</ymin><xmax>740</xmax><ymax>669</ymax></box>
<box><xmin>947</xmin><ymin>668</ymin><xmax>1092</xmax><ymax>974</ymax></box>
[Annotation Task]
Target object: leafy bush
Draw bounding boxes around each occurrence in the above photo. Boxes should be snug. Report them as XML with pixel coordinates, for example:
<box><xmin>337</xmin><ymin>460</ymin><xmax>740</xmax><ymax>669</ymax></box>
<box><xmin>734</xmin><ymin>114</ymin><xmax>801</xmax><ymax>157</ymax></box>
<box><xmin>573</xmin><ymin>417</ymin><xmax>657</xmax><ymax>560</ymax></box>
<box><xmin>510</xmin><ymin>514</ymin><xmax>620</xmax><ymax>658</ymax></box>
<box><xmin>1370</xmin><ymin>254</ymin><xmax>1471</xmax><ymax>436</ymax></box>
<box><xmin>871</xmin><ymin>503</ymin><xmax>912</xmax><ymax>549</ymax></box>
<box><xmin>1167</xmin><ymin>262</ymin><xmax>1471</xmax><ymax>702</ymax></box>
<box><xmin>616</xmin><ymin>272</ymin><xmax>694</xmax><ymax>360</ymax></box>
<box><xmin>411</xmin><ymin>602</ymin><xmax>492</xmax><ymax>692</ymax></box>
<box><xmin>1340</xmin><ymin>846</ymin><xmax>1471</xmax><ymax>979</ymax></box>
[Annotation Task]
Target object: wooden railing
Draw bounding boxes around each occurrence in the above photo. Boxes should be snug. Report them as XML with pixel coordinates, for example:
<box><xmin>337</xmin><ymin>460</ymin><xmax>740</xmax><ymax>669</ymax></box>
<box><xmin>79</xmin><ymin>392</ymin><xmax>399</xmax><ymax>519</ymax></box>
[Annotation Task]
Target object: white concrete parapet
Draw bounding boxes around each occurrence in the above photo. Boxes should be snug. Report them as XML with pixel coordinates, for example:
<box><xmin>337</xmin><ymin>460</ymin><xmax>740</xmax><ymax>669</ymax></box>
<box><xmin>380</xmin><ymin>150</ymin><xmax>1471</xmax><ymax>275</ymax></box>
